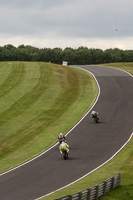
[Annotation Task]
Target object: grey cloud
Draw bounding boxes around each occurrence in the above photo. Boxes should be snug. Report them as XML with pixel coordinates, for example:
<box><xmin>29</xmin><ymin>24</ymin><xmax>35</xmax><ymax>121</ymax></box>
<box><xmin>0</xmin><ymin>0</ymin><xmax>133</xmax><ymax>40</ymax></box>
<box><xmin>0</xmin><ymin>0</ymin><xmax>73</xmax><ymax>10</ymax></box>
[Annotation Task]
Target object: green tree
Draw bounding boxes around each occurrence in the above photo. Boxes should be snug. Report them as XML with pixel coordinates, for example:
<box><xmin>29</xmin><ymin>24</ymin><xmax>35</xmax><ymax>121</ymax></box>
<box><xmin>75</xmin><ymin>47</ymin><xmax>91</xmax><ymax>65</ymax></box>
<box><xmin>62</xmin><ymin>47</ymin><xmax>75</xmax><ymax>65</ymax></box>
<box><xmin>50</xmin><ymin>48</ymin><xmax>63</xmax><ymax>64</ymax></box>
<box><xmin>90</xmin><ymin>48</ymin><xmax>104</xmax><ymax>64</ymax></box>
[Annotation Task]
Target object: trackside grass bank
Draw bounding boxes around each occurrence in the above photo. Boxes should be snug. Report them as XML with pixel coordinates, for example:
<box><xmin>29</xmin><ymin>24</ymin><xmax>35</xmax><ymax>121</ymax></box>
<box><xmin>101</xmin><ymin>62</ymin><xmax>133</xmax><ymax>75</ymax></box>
<box><xmin>41</xmin><ymin>63</ymin><xmax>133</xmax><ymax>200</ymax></box>
<box><xmin>0</xmin><ymin>61</ymin><xmax>98</xmax><ymax>173</ymax></box>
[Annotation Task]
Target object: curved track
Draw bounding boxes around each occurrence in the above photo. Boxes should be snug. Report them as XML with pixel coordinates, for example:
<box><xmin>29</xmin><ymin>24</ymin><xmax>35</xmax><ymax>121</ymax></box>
<box><xmin>0</xmin><ymin>65</ymin><xmax>133</xmax><ymax>200</ymax></box>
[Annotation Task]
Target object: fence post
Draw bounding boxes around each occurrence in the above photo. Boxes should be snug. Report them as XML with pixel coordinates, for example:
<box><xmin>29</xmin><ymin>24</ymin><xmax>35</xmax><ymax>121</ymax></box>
<box><xmin>103</xmin><ymin>181</ymin><xmax>107</xmax><ymax>195</ymax></box>
<box><xmin>95</xmin><ymin>185</ymin><xmax>99</xmax><ymax>200</ymax></box>
<box><xmin>79</xmin><ymin>191</ymin><xmax>82</xmax><ymax>200</ymax></box>
<box><xmin>69</xmin><ymin>195</ymin><xmax>72</xmax><ymax>200</ymax></box>
<box><xmin>87</xmin><ymin>188</ymin><xmax>91</xmax><ymax>200</ymax></box>
<box><xmin>111</xmin><ymin>176</ymin><xmax>115</xmax><ymax>189</ymax></box>
<box><xmin>118</xmin><ymin>173</ymin><xmax>121</xmax><ymax>186</ymax></box>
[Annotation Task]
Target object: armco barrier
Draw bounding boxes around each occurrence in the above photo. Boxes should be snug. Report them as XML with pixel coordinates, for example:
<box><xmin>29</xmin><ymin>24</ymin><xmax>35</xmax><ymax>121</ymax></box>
<box><xmin>54</xmin><ymin>173</ymin><xmax>121</xmax><ymax>200</ymax></box>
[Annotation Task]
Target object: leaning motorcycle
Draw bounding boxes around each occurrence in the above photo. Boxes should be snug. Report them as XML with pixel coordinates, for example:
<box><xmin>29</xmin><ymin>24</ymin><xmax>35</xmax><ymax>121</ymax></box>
<box><xmin>93</xmin><ymin>116</ymin><xmax>99</xmax><ymax>123</ymax></box>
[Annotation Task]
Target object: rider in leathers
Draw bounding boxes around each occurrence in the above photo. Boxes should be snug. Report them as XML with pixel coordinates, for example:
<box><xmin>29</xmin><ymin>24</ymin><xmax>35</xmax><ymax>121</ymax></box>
<box><xmin>59</xmin><ymin>141</ymin><xmax>69</xmax><ymax>155</ymax></box>
<box><xmin>58</xmin><ymin>133</ymin><xmax>66</xmax><ymax>144</ymax></box>
<box><xmin>91</xmin><ymin>110</ymin><xmax>99</xmax><ymax>119</ymax></box>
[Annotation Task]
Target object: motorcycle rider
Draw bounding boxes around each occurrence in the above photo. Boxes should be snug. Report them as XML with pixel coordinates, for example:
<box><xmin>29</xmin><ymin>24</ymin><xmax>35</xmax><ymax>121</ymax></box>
<box><xmin>59</xmin><ymin>141</ymin><xmax>69</xmax><ymax>155</ymax></box>
<box><xmin>58</xmin><ymin>133</ymin><xmax>66</xmax><ymax>144</ymax></box>
<box><xmin>91</xmin><ymin>110</ymin><xmax>99</xmax><ymax>119</ymax></box>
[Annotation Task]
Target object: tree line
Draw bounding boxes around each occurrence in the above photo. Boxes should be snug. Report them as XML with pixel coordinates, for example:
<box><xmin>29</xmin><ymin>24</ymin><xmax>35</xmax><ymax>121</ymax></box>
<box><xmin>0</xmin><ymin>44</ymin><xmax>133</xmax><ymax>64</ymax></box>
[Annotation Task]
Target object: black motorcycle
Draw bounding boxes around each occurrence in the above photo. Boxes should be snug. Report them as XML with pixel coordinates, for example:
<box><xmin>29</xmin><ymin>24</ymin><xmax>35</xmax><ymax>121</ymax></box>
<box><xmin>93</xmin><ymin>116</ymin><xmax>99</xmax><ymax>123</ymax></box>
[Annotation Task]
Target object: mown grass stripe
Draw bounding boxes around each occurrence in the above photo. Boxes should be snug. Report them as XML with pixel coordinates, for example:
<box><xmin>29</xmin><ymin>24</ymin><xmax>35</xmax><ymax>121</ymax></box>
<box><xmin>0</xmin><ymin>62</ymin><xmax>51</xmax><ymax>125</ymax></box>
<box><xmin>0</xmin><ymin>62</ymin><xmax>25</xmax><ymax>98</ymax></box>
<box><xmin>0</xmin><ymin>62</ymin><xmax>40</xmax><ymax>113</ymax></box>
<box><xmin>0</xmin><ymin>62</ymin><xmax>13</xmax><ymax>86</ymax></box>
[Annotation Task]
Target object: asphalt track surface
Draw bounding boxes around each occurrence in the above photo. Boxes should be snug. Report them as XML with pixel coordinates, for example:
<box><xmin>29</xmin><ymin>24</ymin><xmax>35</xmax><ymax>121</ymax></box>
<box><xmin>0</xmin><ymin>65</ymin><xmax>133</xmax><ymax>200</ymax></box>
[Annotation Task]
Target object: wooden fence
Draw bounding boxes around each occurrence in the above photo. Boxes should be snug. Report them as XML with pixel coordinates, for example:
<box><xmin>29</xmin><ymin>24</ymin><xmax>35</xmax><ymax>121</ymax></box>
<box><xmin>54</xmin><ymin>173</ymin><xmax>121</xmax><ymax>200</ymax></box>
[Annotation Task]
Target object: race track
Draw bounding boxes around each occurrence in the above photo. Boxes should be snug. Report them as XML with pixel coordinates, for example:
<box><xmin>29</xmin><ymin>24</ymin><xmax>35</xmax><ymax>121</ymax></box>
<box><xmin>0</xmin><ymin>65</ymin><xmax>133</xmax><ymax>200</ymax></box>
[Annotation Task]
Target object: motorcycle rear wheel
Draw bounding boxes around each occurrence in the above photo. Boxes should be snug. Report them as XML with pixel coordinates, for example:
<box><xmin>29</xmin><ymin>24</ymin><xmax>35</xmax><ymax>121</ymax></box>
<box><xmin>62</xmin><ymin>151</ymin><xmax>68</xmax><ymax>160</ymax></box>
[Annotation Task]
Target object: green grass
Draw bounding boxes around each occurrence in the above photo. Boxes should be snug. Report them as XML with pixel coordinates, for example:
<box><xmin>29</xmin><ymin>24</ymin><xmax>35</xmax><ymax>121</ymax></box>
<box><xmin>101</xmin><ymin>62</ymin><xmax>133</xmax><ymax>76</ymax></box>
<box><xmin>40</xmin><ymin>63</ymin><xmax>133</xmax><ymax>200</ymax></box>
<box><xmin>0</xmin><ymin>61</ymin><xmax>98</xmax><ymax>173</ymax></box>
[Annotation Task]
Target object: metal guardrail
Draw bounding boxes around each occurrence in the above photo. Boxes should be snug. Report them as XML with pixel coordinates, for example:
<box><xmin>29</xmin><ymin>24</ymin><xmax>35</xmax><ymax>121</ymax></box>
<box><xmin>54</xmin><ymin>173</ymin><xmax>121</xmax><ymax>200</ymax></box>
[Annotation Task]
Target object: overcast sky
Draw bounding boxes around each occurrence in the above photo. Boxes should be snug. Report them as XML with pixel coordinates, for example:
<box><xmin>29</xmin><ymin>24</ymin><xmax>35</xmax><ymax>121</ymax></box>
<box><xmin>0</xmin><ymin>0</ymin><xmax>133</xmax><ymax>50</ymax></box>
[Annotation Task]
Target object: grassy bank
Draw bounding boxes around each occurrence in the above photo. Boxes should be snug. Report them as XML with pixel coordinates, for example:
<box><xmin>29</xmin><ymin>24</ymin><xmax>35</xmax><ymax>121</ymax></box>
<box><xmin>0</xmin><ymin>61</ymin><xmax>98</xmax><ymax>173</ymax></box>
<box><xmin>101</xmin><ymin>62</ymin><xmax>133</xmax><ymax>75</ymax></box>
<box><xmin>41</xmin><ymin>63</ymin><xmax>133</xmax><ymax>200</ymax></box>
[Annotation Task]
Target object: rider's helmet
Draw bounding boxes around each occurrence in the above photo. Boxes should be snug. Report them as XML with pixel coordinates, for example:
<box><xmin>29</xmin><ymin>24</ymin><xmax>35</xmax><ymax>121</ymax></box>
<box><xmin>91</xmin><ymin>111</ymin><xmax>96</xmax><ymax>115</ymax></box>
<box><xmin>59</xmin><ymin>133</ymin><xmax>63</xmax><ymax>138</ymax></box>
<box><xmin>61</xmin><ymin>141</ymin><xmax>66</xmax><ymax>147</ymax></box>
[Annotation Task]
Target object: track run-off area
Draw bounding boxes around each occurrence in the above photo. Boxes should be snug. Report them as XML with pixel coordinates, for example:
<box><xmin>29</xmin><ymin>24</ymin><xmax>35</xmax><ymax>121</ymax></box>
<box><xmin>0</xmin><ymin>64</ymin><xmax>133</xmax><ymax>200</ymax></box>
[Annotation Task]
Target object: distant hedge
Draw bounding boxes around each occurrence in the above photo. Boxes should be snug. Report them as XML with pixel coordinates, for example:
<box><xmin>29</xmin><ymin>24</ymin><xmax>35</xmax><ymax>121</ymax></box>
<box><xmin>0</xmin><ymin>44</ymin><xmax>133</xmax><ymax>64</ymax></box>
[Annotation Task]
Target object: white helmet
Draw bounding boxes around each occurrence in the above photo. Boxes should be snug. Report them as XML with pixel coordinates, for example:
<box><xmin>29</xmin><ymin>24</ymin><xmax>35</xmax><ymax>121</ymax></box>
<box><xmin>61</xmin><ymin>141</ymin><xmax>66</xmax><ymax>146</ymax></box>
<box><xmin>91</xmin><ymin>111</ymin><xmax>96</xmax><ymax>115</ymax></box>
